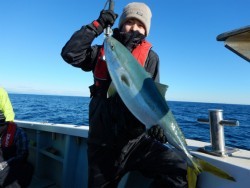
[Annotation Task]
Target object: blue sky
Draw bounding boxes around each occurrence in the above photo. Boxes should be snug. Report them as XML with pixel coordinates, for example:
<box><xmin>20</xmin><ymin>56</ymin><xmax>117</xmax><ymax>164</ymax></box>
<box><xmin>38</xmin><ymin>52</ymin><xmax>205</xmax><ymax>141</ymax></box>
<box><xmin>1</xmin><ymin>0</ymin><xmax>250</xmax><ymax>105</ymax></box>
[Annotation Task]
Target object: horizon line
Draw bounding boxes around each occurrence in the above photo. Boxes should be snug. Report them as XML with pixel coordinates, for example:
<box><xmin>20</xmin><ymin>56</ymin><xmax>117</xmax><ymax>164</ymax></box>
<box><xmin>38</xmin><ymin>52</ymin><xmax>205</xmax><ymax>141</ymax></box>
<box><xmin>8</xmin><ymin>92</ymin><xmax>250</xmax><ymax>106</ymax></box>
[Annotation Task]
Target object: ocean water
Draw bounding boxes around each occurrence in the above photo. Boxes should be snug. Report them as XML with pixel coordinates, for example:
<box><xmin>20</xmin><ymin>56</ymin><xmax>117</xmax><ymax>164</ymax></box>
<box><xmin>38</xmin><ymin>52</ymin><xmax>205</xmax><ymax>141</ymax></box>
<box><xmin>9</xmin><ymin>94</ymin><xmax>250</xmax><ymax>150</ymax></box>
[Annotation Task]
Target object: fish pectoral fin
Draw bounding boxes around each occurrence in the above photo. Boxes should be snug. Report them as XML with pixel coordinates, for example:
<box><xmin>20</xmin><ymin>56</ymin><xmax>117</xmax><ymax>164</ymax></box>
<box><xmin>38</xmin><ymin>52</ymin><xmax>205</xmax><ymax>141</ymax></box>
<box><xmin>195</xmin><ymin>156</ymin><xmax>236</xmax><ymax>182</ymax></box>
<box><xmin>107</xmin><ymin>82</ymin><xmax>117</xmax><ymax>98</ymax></box>
<box><xmin>187</xmin><ymin>166</ymin><xmax>198</xmax><ymax>188</ymax></box>
<box><xmin>155</xmin><ymin>82</ymin><xmax>168</xmax><ymax>97</ymax></box>
<box><xmin>121</xmin><ymin>74</ymin><xmax>130</xmax><ymax>87</ymax></box>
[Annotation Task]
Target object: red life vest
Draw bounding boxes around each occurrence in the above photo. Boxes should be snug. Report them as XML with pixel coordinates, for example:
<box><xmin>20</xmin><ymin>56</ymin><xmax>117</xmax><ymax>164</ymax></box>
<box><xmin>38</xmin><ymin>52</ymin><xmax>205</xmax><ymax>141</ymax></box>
<box><xmin>94</xmin><ymin>40</ymin><xmax>152</xmax><ymax>86</ymax></box>
<box><xmin>1</xmin><ymin>122</ymin><xmax>17</xmax><ymax>148</ymax></box>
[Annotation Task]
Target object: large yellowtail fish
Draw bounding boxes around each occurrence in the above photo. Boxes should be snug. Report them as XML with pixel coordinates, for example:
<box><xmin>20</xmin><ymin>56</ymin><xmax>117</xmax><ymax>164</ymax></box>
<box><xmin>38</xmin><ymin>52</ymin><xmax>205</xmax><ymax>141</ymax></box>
<box><xmin>104</xmin><ymin>36</ymin><xmax>235</xmax><ymax>187</ymax></box>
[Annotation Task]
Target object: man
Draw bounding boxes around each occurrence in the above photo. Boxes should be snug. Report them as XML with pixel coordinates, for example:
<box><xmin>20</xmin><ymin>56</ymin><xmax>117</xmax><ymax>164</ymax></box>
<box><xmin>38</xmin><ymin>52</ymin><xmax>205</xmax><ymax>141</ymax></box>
<box><xmin>61</xmin><ymin>2</ymin><xmax>187</xmax><ymax>187</ymax></box>
<box><xmin>0</xmin><ymin>87</ymin><xmax>33</xmax><ymax>187</ymax></box>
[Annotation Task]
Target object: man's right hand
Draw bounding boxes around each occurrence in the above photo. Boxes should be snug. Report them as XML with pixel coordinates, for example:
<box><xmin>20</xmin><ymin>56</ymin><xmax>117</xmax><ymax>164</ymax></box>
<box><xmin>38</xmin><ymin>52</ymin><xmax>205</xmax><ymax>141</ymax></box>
<box><xmin>97</xmin><ymin>10</ymin><xmax>118</xmax><ymax>29</ymax></box>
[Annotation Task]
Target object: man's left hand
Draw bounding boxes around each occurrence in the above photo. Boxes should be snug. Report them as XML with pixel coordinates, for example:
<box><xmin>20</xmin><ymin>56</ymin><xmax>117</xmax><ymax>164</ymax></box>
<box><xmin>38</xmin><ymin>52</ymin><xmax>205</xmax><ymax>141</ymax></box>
<box><xmin>147</xmin><ymin>125</ymin><xmax>167</xmax><ymax>144</ymax></box>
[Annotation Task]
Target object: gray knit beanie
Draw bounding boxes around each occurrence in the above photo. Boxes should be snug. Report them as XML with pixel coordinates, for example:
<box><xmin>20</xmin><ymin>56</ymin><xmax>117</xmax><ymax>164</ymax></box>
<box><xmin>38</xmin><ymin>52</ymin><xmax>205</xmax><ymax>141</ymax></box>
<box><xmin>118</xmin><ymin>2</ymin><xmax>152</xmax><ymax>36</ymax></box>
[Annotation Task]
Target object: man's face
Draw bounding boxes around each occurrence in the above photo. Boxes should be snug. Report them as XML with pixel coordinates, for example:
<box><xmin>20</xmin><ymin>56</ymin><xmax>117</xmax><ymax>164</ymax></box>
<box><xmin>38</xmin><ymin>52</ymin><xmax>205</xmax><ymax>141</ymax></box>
<box><xmin>121</xmin><ymin>19</ymin><xmax>146</xmax><ymax>35</ymax></box>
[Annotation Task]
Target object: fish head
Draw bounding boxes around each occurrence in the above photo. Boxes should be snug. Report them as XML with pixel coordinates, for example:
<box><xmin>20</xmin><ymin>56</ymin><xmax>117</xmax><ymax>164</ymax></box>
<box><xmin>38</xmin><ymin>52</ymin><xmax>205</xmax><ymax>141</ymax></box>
<box><xmin>104</xmin><ymin>37</ymin><xmax>132</xmax><ymax>71</ymax></box>
<box><xmin>104</xmin><ymin>37</ymin><xmax>142</xmax><ymax>96</ymax></box>
<box><xmin>104</xmin><ymin>37</ymin><xmax>164</xmax><ymax>126</ymax></box>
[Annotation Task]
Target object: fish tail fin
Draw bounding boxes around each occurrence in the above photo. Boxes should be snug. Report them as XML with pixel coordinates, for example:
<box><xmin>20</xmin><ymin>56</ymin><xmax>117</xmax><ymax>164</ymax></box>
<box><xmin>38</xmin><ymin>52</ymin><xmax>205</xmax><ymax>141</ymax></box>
<box><xmin>187</xmin><ymin>156</ymin><xmax>236</xmax><ymax>187</ymax></box>
<box><xmin>195</xmin><ymin>156</ymin><xmax>235</xmax><ymax>181</ymax></box>
<box><xmin>187</xmin><ymin>166</ymin><xmax>198</xmax><ymax>188</ymax></box>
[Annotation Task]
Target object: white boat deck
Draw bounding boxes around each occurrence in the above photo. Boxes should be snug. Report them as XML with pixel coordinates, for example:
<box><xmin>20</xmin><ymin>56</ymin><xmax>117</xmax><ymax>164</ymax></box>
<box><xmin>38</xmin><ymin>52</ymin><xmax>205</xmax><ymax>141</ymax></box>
<box><xmin>187</xmin><ymin>139</ymin><xmax>250</xmax><ymax>188</ymax></box>
<box><xmin>15</xmin><ymin>120</ymin><xmax>250</xmax><ymax>188</ymax></box>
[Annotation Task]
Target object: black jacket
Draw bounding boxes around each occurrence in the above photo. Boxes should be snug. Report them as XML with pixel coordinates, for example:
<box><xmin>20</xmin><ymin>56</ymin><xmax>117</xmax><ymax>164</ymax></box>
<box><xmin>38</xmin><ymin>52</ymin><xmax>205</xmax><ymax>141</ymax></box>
<box><xmin>61</xmin><ymin>23</ymin><xmax>160</xmax><ymax>148</ymax></box>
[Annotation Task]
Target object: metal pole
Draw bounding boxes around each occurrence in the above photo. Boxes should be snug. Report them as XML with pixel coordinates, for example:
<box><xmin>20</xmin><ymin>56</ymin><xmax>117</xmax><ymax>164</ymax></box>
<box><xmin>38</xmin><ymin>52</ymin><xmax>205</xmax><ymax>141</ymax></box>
<box><xmin>197</xmin><ymin>109</ymin><xmax>239</xmax><ymax>156</ymax></box>
<box><xmin>209</xmin><ymin>109</ymin><xmax>225</xmax><ymax>154</ymax></box>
